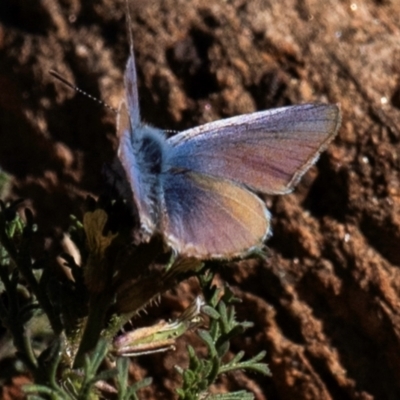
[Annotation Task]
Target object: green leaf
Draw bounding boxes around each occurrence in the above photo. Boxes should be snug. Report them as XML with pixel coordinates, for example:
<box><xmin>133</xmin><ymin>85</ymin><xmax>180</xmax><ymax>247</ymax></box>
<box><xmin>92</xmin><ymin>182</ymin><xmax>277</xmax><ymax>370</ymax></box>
<box><xmin>201</xmin><ymin>305</ymin><xmax>220</xmax><ymax>319</ymax></box>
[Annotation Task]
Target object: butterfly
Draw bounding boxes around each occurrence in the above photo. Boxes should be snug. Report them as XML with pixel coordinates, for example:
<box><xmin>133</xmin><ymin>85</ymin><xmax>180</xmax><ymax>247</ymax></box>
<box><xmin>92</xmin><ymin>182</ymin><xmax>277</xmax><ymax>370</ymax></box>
<box><xmin>116</xmin><ymin>20</ymin><xmax>341</xmax><ymax>259</ymax></box>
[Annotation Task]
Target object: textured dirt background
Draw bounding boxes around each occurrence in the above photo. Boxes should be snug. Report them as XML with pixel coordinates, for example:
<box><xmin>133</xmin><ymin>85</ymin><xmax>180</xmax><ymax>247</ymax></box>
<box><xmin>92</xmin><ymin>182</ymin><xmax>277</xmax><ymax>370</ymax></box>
<box><xmin>2</xmin><ymin>0</ymin><xmax>400</xmax><ymax>399</ymax></box>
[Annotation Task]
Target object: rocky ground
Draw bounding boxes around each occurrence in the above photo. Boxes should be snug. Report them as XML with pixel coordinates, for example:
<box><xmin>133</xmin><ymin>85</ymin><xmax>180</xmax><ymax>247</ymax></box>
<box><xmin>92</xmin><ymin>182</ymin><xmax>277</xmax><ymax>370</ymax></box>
<box><xmin>1</xmin><ymin>0</ymin><xmax>400</xmax><ymax>399</ymax></box>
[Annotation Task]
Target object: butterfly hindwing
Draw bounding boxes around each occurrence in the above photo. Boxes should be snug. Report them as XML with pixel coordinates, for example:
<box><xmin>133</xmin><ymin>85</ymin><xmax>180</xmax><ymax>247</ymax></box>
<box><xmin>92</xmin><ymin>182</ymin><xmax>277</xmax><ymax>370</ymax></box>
<box><xmin>160</xmin><ymin>170</ymin><xmax>270</xmax><ymax>258</ymax></box>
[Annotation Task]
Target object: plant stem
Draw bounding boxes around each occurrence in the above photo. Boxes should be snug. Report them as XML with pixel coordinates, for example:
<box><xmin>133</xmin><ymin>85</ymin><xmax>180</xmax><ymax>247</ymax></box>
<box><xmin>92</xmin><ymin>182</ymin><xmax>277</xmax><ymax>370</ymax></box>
<box><xmin>73</xmin><ymin>291</ymin><xmax>113</xmax><ymax>368</ymax></box>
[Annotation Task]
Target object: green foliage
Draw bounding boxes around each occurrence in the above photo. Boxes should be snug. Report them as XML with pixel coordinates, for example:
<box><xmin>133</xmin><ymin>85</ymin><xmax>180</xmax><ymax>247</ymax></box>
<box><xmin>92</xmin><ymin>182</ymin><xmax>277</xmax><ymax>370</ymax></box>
<box><xmin>23</xmin><ymin>340</ymin><xmax>152</xmax><ymax>399</ymax></box>
<box><xmin>176</xmin><ymin>272</ymin><xmax>270</xmax><ymax>400</ymax></box>
<box><xmin>0</xmin><ymin>198</ymin><xmax>269</xmax><ymax>399</ymax></box>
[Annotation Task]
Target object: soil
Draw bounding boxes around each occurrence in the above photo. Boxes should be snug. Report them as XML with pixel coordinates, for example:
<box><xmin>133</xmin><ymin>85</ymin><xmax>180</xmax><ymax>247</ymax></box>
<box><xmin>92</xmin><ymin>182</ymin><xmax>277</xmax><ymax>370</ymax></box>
<box><xmin>1</xmin><ymin>0</ymin><xmax>400</xmax><ymax>399</ymax></box>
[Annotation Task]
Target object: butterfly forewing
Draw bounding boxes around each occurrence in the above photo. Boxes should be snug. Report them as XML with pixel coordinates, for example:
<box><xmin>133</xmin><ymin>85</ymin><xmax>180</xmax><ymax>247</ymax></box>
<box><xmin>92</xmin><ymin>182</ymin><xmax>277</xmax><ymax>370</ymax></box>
<box><xmin>124</xmin><ymin>55</ymin><xmax>140</xmax><ymax>128</ymax></box>
<box><xmin>167</xmin><ymin>104</ymin><xmax>341</xmax><ymax>194</ymax></box>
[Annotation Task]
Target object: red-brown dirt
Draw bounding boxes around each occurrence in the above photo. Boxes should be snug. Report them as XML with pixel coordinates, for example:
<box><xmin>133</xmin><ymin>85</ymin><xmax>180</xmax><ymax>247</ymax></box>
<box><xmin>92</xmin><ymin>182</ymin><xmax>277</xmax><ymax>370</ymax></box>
<box><xmin>1</xmin><ymin>0</ymin><xmax>400</xmax><ymax>399</ymax></box>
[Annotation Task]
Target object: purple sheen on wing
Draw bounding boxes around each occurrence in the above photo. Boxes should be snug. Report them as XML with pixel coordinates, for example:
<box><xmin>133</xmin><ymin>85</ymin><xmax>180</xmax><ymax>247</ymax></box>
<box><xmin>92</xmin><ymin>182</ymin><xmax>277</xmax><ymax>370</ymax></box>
<box><xmin>124</xmin><ymin>56</ymin><xmax>140</xmax><ymax>129</ymax></box>
<box><xmin>167</xmin><ymin>104</ymin><xmax>341</xmax><ymax>194</ymax></box>
<box><xmin>161</xmin><ymin>170</ymin><xmax>270</xmax><ymax>258</ymax></box>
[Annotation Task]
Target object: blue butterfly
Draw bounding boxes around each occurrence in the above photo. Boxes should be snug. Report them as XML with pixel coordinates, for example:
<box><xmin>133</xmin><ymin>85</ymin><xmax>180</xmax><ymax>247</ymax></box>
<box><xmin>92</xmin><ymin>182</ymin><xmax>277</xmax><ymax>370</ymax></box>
<box><xmin>117</xmin><ymin>33</ymin><xmax>341</xmax><ymax>259</ymax></box>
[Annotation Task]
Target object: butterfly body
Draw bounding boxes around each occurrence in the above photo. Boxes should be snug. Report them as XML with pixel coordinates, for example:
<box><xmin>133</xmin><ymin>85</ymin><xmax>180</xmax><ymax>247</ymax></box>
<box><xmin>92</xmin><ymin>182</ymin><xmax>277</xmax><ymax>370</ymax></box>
<box><xmin>117</xmin><ymin>41</ymin><xmax>341</xmax><ymax>259</ymax></box>
<box><xmin>118</xmin><ymin>119</ymin><xmax>167</xmax><ymax>234</ymax></box>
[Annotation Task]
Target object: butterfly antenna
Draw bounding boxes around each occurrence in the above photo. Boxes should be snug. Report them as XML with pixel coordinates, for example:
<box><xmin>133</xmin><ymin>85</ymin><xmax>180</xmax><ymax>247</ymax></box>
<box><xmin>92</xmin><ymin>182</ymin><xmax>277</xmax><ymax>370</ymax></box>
<box><xmin>49</xmin><ymin>69</ymin><xmax>118</xmax><ymax>114</ymax></box>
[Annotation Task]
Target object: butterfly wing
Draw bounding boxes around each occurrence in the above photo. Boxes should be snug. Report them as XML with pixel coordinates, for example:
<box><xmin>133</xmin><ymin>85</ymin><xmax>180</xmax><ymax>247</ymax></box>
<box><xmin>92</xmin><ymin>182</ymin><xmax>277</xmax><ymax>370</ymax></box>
<box><xmin>124</xmin><ymin>54</ymin><xmax>140</xmax><ymax>129</ymax></box>
<box><xmin>117</xmin><ymin>47</ymin><xmax>147</xmax><ymax>226</ymax></box>
<box><xmin>167</xmin><ymin>104</ymin><xmax>341</xmax><ymax>194</ymax></box>
<box><xmin>160</xmin><ymin>170</ymin><xmax>270</xmax><ymax>258</ymax></box>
